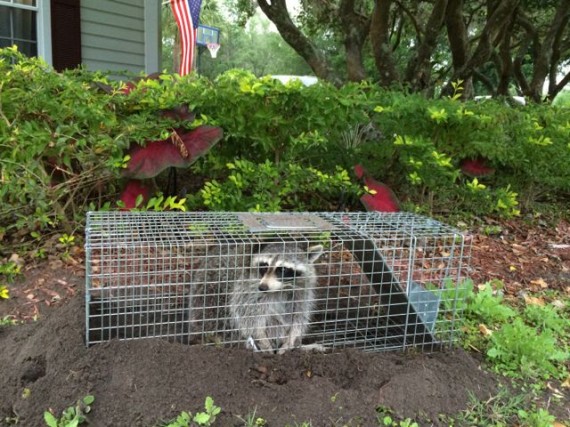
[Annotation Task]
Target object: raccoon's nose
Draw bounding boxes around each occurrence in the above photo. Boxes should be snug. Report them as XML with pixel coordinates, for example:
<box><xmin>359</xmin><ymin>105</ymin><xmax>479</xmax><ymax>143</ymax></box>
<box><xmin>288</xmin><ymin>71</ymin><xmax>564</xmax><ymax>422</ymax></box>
<box><xmin>258</xmin><ymin>283</ymin><xmax>269</xmax><ymax>292</ymax></box>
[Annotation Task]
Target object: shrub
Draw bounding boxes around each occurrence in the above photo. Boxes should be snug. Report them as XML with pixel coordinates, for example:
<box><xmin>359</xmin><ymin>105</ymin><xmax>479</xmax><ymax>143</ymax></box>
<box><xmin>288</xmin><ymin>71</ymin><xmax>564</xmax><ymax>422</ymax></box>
<box><xmin>0</xmin><ymin>47</ymin><xmax>216</xmax><ymax>239</ymax></box>
<box><xmin>189</xmin><ymin>159</ymin><xmax>362</xmax><ymax>212</ymax></box>
<box><xmin>2</xmin><ymin>46</ymin><xmax>569</xmax><ymax>244</ymax></box>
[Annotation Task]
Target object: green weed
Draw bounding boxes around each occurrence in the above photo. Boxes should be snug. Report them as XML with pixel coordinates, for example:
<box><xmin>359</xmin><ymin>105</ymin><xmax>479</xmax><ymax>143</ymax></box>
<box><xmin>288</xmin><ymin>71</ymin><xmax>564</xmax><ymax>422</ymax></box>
<box><xmin>464</xmin><ymin>282</ymin><xmax>517</xmax><ymax>325</ymax></box>
<box><xmin>236</xmin><ymin>408</ymin><xmax>267</xmax><ymax>427</ymax></box>
<box><xmin>0</xmin><ymin>315</ymin><xmax>19</xmax><ymax>326</ymax></box>
<box><xmin>43</xmin><ymin>395</ymin><xmax>95</xmax><ymax>427</ymax></box>
<box><xmin>376</xmin><ymin>406</ymin><xmax>420</xmax><ymax>427</ymax></box>
<box><xmin>163</xmin><ymin>396</ymin><xmax>221</xmax><ymax>427</ymax></box>
<box><xmin>454</xmin><ymin>388</ymin><xmax>557</xmax><ymax>427</ymax></box>
<box><xmin>487</xmin><ymin>318</ymin><xmax>568</xmax><ymax>380</ymax></box>
<box><xmin>523</xmin><ymin>304</ymin><xmax>569</xmax><ymax>336</ymax></box>
<box><xmin>0</xmin><ymin>261</ymin><xmax>21</xmax><ymax>282</ymax></box>
<box><xmin>0</xmin><ymin>261</ymin><xmax>22</xmax><ymax>300</ymax></box>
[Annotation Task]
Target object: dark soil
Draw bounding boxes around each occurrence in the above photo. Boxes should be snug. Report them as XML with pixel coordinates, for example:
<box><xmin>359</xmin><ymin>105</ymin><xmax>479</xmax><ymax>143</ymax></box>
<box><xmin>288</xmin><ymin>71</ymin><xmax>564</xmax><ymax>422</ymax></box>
<box><xmin>1</xmin><ymin>218</ymin><xmax>568</xmax><ymax>426</ymax></box>
<box><xmin>0</xmin><ymin>288</ymin><xmax>498</xmax><ymax>426</ymax></box>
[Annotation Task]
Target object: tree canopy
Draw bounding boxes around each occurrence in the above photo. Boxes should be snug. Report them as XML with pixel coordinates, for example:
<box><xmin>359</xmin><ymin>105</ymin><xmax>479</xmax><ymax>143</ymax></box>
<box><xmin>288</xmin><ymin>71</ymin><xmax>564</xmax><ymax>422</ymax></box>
<box><xmin>233</xmin><ymin>0</ymin><xmax>570</xmax><ymax>101</ymax></box>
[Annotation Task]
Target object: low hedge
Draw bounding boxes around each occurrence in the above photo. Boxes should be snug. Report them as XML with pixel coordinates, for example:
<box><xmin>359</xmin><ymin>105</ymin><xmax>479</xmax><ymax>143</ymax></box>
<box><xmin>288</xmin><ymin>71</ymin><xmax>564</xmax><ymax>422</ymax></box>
<box><xmin>1</xmin><ymin>48</ymin><xmax>568</xmax><ymax>241</ymax></box>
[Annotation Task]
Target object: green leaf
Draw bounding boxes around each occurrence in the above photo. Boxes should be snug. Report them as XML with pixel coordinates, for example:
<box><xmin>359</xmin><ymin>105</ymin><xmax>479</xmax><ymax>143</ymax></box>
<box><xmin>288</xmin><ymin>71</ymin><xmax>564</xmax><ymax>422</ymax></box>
<box><xmin>43</xmin><ymin>411</ymin><xmax>58</xmax><ymax>427</ymax></box>
<box><xmin>204</xmin><ymin>396</ymin><xmax>214</xmax><ymax>412</ymax></box>
<box><xmin>193</xmin><ymin>412</ymin><xmax>210</xmax><ymax>425</ymax></box>
<box><xmin>82</xmin><ymin>395</ymin><xmax>95</xmax><ymax>405</ymax></box>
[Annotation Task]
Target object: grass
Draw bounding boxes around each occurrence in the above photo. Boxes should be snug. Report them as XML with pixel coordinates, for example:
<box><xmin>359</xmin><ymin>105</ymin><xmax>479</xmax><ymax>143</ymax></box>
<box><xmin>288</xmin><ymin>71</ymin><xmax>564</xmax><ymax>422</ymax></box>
<box><xmin>448</xmin><ymin>387</ymin><xmax>558</xmax><ymax>427</ymax></box>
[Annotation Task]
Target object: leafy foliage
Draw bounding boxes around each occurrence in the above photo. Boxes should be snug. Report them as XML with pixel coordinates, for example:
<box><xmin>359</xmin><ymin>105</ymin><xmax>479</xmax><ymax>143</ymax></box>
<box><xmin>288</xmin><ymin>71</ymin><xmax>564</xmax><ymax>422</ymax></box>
<box><xmin>487</xmin><ymin>318</ymin><xmax>568</xmax><ymax>380</ymax></box>
<box><xmin>2</xmin><ymin>48</ymin><xmax>570</xmax><ymax>245</ymax></box>
<box><xmin>163</xmin><ymin>396</ymin><xmax>221</xmax><ymax>427</ymax></box>
<box><xmin>123</xmin><ymin>126</ymin><xmax>223</xmax><ymax>180</ymax></box>
<box><xmin>190</xmin><ymin>159</ymin><xmax>361</xmax><ymax>212</ymax></box>
<box><xmin>523</xmin><ymin>304</ymin><xmax>569</xmax><ymax>336</ymax></box>
<box><xmin>454</xmin><ymin>387</ymin><xmax>557</xmax><ymax>427</ymax></box>
<box><xmin>43</xmin><ymin>395</ymin><xmax>95</xmax><ymax>427</ymax></box>
<box><xmin>453</xmin><ymin>280</ymin><xmax>569</xmax><ymax>382</ymax></box>
<box><xmin>0</xmin><ymin>48</ymin><xmax>217</xmax><ymax>238</ymax></box>
<box><xmin>464</xmin><ymin>283</ymin><xmax>517</xmax><ymax>325</ymax></box>
<box><xmin>0</xmin><ymin>260</ymin><xmax>22</xmax><ymax>300</ymax></box>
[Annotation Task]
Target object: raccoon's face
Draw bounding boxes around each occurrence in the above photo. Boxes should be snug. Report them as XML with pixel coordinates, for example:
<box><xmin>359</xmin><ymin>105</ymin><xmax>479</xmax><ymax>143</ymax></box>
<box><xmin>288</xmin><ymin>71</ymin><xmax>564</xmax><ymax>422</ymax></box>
<box><xmin>252</xmin><ymin>256</ymin><xmax>306</xmax><ymax>292</ymax></box>
<box><xmin>251</xmin><ymin>244</ymin><xmax>323</xmax><ymax>292</ymax></box>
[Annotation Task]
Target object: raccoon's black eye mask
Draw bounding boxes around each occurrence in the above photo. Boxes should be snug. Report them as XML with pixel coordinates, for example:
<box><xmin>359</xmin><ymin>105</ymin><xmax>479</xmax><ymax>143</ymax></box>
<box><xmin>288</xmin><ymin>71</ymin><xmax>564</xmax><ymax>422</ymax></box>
<box><xmin>258</xmin><ymin>262</ymin><xmax>269</xmax><ymax>277</ymax></box>
<box><xmin>257</xmin><ymin>262</ymin><xmax>300</xmax><ymax>281</ymax></box>
<box><xmin>276</xmin><ymin>266</ymin><xmax>298</xmax><ymax>281</ymax></box>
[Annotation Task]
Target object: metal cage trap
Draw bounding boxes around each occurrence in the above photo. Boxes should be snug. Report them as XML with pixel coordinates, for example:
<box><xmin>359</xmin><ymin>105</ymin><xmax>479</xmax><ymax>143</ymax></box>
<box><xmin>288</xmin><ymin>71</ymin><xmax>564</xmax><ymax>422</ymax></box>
<box><xmin>85</xmin><ymin>211</ymin><xmax>471</xmax><ymax>352</ymax></box>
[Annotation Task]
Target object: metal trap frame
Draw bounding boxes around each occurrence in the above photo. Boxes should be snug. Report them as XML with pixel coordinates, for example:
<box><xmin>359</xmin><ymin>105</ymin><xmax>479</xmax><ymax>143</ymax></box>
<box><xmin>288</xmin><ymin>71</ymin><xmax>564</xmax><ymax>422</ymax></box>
<box><xmin>85</xmin><ymin>211</ymin><xmax>471</xmax><ymax>352</ymax></box>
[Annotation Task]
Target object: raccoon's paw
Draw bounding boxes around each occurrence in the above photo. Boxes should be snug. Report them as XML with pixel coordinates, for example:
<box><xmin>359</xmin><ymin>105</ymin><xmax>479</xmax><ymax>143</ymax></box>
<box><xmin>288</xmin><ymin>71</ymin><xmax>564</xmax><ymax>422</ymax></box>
<box><xmin>300</xmin><ymin>343</ymin><xmax>328</xmax><ymax>353</ymax></box>
<box><xmin>246</xmin><ymin>336</ymin><xmax>260</xmax><ymax>352</ymax></box>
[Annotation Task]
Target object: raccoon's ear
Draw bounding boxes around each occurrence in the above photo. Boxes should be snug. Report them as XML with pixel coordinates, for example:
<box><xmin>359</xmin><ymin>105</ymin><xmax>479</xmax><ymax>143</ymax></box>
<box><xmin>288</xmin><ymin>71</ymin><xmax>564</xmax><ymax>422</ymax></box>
<box><xmin>307</xmin><ymin>244</ymin><xmax>324</xmax><ymax>263</ymax></box>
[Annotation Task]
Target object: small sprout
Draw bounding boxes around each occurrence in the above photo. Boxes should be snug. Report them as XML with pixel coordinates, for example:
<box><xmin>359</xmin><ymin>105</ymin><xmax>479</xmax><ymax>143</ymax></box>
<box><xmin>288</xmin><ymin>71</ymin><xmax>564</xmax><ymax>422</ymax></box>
<box><xmin>58</xmin><ymin>234</ymin><xmax>75</xmax><ymax>247</ymax></box>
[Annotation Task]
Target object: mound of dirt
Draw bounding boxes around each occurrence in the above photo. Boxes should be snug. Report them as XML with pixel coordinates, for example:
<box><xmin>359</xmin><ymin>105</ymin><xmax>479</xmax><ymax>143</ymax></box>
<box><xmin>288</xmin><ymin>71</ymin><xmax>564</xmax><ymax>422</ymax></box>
<box><xmin>0</xmin><ymin>285</ymin><xmax>498</xmax><ymax>427</ymax></box>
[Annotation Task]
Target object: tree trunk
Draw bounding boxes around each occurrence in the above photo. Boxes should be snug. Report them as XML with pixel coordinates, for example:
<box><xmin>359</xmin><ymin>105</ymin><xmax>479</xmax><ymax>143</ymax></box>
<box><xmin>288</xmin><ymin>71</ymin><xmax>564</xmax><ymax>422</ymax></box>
<box><xmin>404</xmin><ymin>0</ymin><xmax>448</xmax><ymax>93</ymax></box>
<box><xmin>444</xmin><ymin>0</ymin><xmax>520</xmax><ymax>98</ymax></box>
<box><xmin>528</xmin><ymin>0</ymin><xmax>570</xmax><ymax>101</ymax></box>
<box><xmin>370</xmin><ymin>0</ymin><xmax>400</xmax><ymax>87</ymax></box>
<box><xmin>340</xmin><ymin>0</ymin><xmax>370</xmax><ymax>82</ymax></box>
<box><xmin>495</xmin><ymin>8</ymin><xmax>518</xmax><ymax>96</ymax></box>
<box><xmin>444</xmin><ymin>0</ymin><xmax>473</xmax><ymax>97</ymax></box>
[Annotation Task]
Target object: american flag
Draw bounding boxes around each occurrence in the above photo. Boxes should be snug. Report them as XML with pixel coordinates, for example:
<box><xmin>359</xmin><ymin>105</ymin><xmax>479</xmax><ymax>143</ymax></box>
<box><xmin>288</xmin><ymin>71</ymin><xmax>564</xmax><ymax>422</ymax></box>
<box><xmin>170</xmin><ymin>0</ymin><xmax>203</xmax><ymax>75</ymax></box>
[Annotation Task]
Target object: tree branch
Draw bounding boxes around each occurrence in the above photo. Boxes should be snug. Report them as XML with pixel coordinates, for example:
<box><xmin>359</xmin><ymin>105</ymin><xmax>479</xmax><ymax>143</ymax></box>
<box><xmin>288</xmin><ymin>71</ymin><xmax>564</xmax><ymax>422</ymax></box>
<box><xmin>257</xmin><ymin>0</ymin><xmax>341</xmax><ymax>84</ymax></box>
<box><xmin>404</xmin><ymin>0</ymin><xmax>449</xmax><ymax>91</ymax></box>
<box><xmin>529</xmin><ymin>0</ymin><xmax>570</xmax><ymax>100</ymax></box>
<box><xmin>394</xmin><ymin>0</ymin><xmax>422</xmax><ymax>44</ymax></box>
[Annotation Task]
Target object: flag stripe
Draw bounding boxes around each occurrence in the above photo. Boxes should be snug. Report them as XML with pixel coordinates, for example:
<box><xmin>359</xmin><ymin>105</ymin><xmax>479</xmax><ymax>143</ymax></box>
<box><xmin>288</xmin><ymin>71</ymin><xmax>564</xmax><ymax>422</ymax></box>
<box><xmin>171</xmin><ymin>0</ymin><xmax>200</xmax><ymax>75</ymax></box>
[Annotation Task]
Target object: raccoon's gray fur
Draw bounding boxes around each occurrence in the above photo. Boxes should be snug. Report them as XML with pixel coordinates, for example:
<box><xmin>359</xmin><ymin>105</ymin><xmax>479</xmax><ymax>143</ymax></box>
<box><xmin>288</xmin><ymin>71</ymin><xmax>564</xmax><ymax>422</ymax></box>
<box><xmin>187</xmin><ymin>243</ymin><xmax>253</xmax><ymax>344</ymax></box>
<box><xmin>229</xmin><ymin>242</ymin><xmax>324</xmax><ymax>354</ymax></box>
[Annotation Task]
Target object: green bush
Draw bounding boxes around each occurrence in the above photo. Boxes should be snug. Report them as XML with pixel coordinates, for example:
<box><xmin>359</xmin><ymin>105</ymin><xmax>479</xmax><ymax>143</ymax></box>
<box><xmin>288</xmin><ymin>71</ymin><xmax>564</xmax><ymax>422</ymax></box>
<box><xmin>188</xmin><ymin>159</ymin><xmax>362</xmax><ymax>212</ymax></box>
<box><xmin>0</xmin><ymin>47</ymin><xmax>193</xmax><ymax>236</ymax></box>
<box><xmin>2</xmin><ymin>46</ymin><xmax>569</xmax><ymax>243</ymax></box>
<box><xmin>183</xmin><ymin>72</ymin><xmax>569</xmax><ymax>216</ymax></box>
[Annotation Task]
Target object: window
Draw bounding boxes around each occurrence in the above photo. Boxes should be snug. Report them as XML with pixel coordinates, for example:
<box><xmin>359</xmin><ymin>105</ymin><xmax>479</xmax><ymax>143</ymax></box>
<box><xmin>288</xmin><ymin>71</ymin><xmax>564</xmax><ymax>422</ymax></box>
<box><xmin>0</xmin><ymin>1</ymin><xmax>38</xmax><ymax>57</ymax></box>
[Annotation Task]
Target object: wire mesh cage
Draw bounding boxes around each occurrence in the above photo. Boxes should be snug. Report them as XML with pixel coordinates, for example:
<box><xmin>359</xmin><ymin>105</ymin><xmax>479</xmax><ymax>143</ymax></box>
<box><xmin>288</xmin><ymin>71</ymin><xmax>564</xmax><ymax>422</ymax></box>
<box><xmin>85</xmin><ymin>211</ymin><xmax>471</xmax><ymax>352</ymax></box>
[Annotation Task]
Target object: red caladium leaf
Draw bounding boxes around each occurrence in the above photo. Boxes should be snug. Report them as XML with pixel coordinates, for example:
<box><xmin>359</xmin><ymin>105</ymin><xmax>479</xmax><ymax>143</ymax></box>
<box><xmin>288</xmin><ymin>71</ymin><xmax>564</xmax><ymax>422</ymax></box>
<box><xmin>120</xmin><ymin>81</ymin><xmax>137</xmax><ymax>95</ymax></box>
<box><xmin>354</xmin><ymin>164</ymin><xmax>400</xmax><ymax>212</ymax></box>
<box><xmin>460</xmin><ymin>157</ymin><xmax>495</xmax><ymax>177</ymax></box>
<box><xmin>354</xmin><ymin>164</ymin><xmax>366</xmax><ymax>180</ymax></box>
<box><xmin>124</xmin><ymin>126</ymin><xmax>223</xmax><ymax>180</ymax></box>
<box><xmin>119</xmin><ymin>180</ymin><xmax>150</xmax><ymax>210</ymax></box>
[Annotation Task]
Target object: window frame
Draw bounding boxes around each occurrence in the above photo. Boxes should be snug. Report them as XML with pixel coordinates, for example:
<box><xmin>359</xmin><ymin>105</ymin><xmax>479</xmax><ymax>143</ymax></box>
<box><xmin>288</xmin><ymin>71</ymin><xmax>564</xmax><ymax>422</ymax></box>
<box><xmin>0</xmin><ymin>0</ymin><xmax>52</xmax><ymax>65</ymax></box>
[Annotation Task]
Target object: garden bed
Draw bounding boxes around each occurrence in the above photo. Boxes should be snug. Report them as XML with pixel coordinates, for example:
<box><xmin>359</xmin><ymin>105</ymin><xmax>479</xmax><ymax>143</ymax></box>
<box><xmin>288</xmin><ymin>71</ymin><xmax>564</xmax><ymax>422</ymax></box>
<box><xmin>0</xmin><ymin>289</ymin><xmax>497</xmax><ymax>426</ymax></box>
<box><xmin>0</xmin><ymin>218</ymin><xmax>568</xmax><ymax>426</ymax></box>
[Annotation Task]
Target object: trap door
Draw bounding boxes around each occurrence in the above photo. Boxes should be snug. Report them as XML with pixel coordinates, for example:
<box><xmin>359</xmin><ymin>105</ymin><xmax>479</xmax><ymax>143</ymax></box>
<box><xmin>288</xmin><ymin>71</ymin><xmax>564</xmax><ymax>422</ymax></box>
<box><xmin>331</xmin><ymin>228</ymin><xmax>440</xmax><ymax>351</ymax></box>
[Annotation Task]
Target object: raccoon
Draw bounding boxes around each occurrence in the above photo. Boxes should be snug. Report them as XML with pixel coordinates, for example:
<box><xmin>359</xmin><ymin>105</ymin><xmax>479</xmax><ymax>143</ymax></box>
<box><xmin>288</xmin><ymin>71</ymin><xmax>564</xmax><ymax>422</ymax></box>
<box><xmin>229</xmin><ymin>242</ymin><xmax>324</xmax><ymax>354</ymax></box>
<box><xmin>187</xmin><ymin>243</ymin><xmax>252</xmax><ymax>344</ymax></box>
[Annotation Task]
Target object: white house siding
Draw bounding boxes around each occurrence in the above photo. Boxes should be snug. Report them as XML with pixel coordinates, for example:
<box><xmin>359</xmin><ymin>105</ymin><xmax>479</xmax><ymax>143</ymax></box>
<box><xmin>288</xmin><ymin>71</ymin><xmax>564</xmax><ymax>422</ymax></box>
<box><xmin>81</xmin><ymin>0</ymin><xmax>159</xmax><ymax>76</ymax></box>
